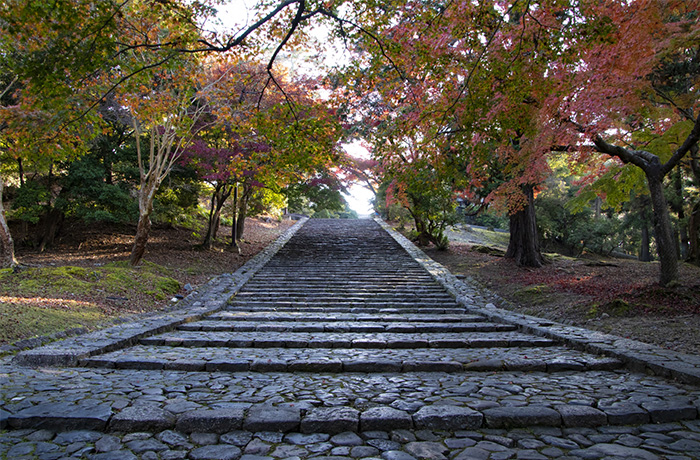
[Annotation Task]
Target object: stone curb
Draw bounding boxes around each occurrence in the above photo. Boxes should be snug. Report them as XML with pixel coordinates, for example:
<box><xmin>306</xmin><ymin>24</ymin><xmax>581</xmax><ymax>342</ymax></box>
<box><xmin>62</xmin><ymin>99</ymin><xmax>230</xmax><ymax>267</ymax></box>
<box><xmin>5</xmin><ymin>401</ymin><xmax>698</xmax><ymax>434</ymax></box>
<box><xmin>376</xmin><ymin>217</ymin><xmax>700</xmax><ymax>385</ymax></box>
<box><xmin>11</xmin><ymin>218</ymin><xmax>309</xmax><ymax>367</ymax></box>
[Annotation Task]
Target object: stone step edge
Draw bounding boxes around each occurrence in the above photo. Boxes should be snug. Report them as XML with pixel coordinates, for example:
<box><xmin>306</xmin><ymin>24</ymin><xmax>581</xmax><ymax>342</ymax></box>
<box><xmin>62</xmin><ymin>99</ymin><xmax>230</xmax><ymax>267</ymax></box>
<box><xmin>139</xmin><ymin>335</ymin><xmax>544</xmax><ymax>349</ymax></box>
<box><xmin>176</xmin><ymin>322</ymin><xmax>513</xmax><ymax>332</ymax></box>
<box><xmin>2</xmin><ymin>400</ymin><xmax>697</xmax><ymax>434</ymax></box>
<box><xmin>10</xmin><ymin>218</ymin><xmax>310</xmax><ymax>368</ymax></box>
<box><xmin>223</xmin><ymin>307</ymin><xmax>468</xmax><ymax>314</ymax></box>
<box><xmin>376</xmin><ymin>217</ymin><xmax>700</xmax><ymax>385</ymax></box>
<box><xmin>79</xmin><ymin>355</ymin><xmax>620</xmax><ymax>373</ymax></box>
<box><xmin>204</xmin><ymin>315</ymin><xmax>489</xmax><ymax>323</ymax></box>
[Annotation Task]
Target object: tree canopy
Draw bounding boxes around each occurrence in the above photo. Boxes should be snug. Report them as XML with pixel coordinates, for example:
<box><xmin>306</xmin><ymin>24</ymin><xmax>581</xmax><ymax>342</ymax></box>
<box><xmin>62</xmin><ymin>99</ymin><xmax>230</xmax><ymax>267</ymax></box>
<box><xmin>1</xmin><ymin>0</ymin><xmax>699</xmax><ymax>286</ymax></box>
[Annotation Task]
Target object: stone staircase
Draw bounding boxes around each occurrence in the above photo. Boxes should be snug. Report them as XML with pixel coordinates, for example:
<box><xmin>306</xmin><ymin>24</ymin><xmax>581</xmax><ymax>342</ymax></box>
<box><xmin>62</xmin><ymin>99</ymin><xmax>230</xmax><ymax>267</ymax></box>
<box><xmin>3</xmin><ymin>219</ymin><xmax>700</xmax><ymax>441</ymax></box>
<box><xmin>78</xmin><ymin>219</ymin><xmax>620</xmax><ymax>380</ymax></box>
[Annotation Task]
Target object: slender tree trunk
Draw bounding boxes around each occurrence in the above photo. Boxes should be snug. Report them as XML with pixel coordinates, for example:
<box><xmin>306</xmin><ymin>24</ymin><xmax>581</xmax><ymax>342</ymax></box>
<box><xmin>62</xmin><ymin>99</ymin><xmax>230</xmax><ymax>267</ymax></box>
<box><xmin>640</xmin><ymin>223</ymin><xmax>651</xmax><ymax>262</ymax></box>
<box><xmin>129</xmin><ymin>182</ymin><xmax>157</xmax><ymax>266</ymax></box>
<box><xmin>231</xmin><ymin>185</ymin><xmax>238</xmax><ymax>248</ymax></box>
<box><xmin>103</xmin><ymin>140</ymin><xmax>113</xmax><ymax>185</ymax></box>
<box><xmin>130</xmin><ymin>211</ymin><xmax>152</xmax><ymax>266</ymax></box>
<box><xmin>646</xmin><ymin>170</ymin><xmax>678</xmax><ymax>286</ymax></box>
<box><xmin>671</xmin><ymin>169</ymin><xmax>688</xmax><ymax>259</ymax></box>
<box><xmin>17</xmin><ymin>158</ymin><xmax>24</xmax><ymax>186</ymax></box>
<box><xmin>202</xmin><ymin>193</ymin><xmax>218</xmax><ymax>250</ymax></box>
<box><xmin>505</xmin><ymin>184</ymin><xmax>544</xmax><ymax>268</ymax></box>
<box><xmin>236</xmin><ymin>190</ymin><xmax>249</xmax><ymax>242</ymax></box>
<box><xmin>0</xmin><ymin>179</ymin><xmax>18</xmax><ymax>268</ymax></box>
<box><xmin>202</xmin><ymin>184</ymin><xmax>232</xmax><ymax>249</ymax></box>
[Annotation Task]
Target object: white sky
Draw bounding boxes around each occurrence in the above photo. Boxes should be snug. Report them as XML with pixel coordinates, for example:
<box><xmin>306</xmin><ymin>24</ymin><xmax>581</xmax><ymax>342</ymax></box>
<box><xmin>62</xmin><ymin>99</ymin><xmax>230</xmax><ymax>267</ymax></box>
<box><xmin>211</xmin><ymin>2</ymin><xmax>374</xmax><ymax>216</ymax></box>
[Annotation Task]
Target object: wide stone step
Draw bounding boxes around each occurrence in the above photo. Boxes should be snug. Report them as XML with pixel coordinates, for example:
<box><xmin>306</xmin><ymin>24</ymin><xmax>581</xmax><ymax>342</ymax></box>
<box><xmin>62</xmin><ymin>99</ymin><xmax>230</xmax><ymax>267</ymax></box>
<box><xmin>236</xmin><ymin>290</ymin><xmax>454</xmax><ymax>300</ymax></box>
<box><xmin>80</xmin><ymin>345</ymin><xmax>621</xmax><ymax>373</ymax></box>
<box><xmin>224</xmin><ymin>305</ymin><xmax>467</xmax><ymax>314</ymax></box>
<box><xmin>240</xmin><ymin>282</ymin><xmax>445</xmax><ymax>290</ymax></box>
<box><xmin>141</xmin><ymin>330</ymin><xmax>536</xmax><ymax>348</ymax></box>
<box><xmin>10</xmin><ymin>400</ymin><xmax>687</xmax><ymax>434</ymax></box>
<box><xmin>177</xmin><ymin>321</ymin><xmax>515</xmax><ymax>333</ymax></box>
<box><xmin>233</xmin><ymin>292</ymin><xmax>456</xmax><ymax>301</ymax></box>
<box><xmin>207</xmin><ymin>312</ymin><xmax>489</xmax><ymax>323</ymax></box>
<box><xmin>4</xmin><ymin>364</ymin><xmax>698</xmax><ymax>434</ymax></box>
<box><xmin>227</xmin><ymin>301</ymin><xmax>462</xmax><ymax>309</ymax></box>
<box><xmin>231</xmin><ymin>297</ymin><xmax>457</xmax><ymax>304</ymax></box>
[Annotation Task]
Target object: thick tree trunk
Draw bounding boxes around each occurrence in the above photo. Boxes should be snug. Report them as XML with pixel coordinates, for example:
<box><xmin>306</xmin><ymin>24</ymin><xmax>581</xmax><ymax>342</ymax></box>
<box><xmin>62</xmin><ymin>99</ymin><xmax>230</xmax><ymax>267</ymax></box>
<box><xmin>505</xmin><ymin>185</ymin><xmax>545</xmax><ymax>268</ymax></box>
<box><xmin>39</xmin><ymin>208</ymin><xmax>64</xmax><ymax>253</ymax></box>
<box><xmin>0</xmin><ymin>179</ymin><xmax>18</xmax><ymax>268</ymax></box>
<box><xmin>647</xmin><ymin>171</ymin><xmax>678</xmax><ymax>286</ymax></box>
<box><xmin>688</xmin><ymin>200</ymin><xmax>700</xmax><ymax>266</ymax></box>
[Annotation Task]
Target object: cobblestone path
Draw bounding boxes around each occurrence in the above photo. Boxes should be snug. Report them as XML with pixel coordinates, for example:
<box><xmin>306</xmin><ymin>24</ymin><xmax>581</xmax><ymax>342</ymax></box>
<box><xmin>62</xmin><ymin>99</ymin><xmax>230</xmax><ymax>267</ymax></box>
<box><xmin>2</xmin><ymin>219</ymin><xmax>700</xmax><ymax>459</ymax></box>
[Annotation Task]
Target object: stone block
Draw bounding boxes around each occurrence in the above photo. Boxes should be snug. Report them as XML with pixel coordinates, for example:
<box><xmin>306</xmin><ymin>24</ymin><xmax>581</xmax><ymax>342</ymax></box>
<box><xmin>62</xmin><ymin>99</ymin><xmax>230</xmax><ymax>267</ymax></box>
<box><xmin>109</xmin><ymin>405</ymin><xmax>175</xmax><ymax>432</ymax></box>
<box><xmin>301</xmin><ymin>407</ymin><xmax>360</xmax><ymax>434</ymax></box>
<box><xmin>641</xmin><ymin>401</ymin><xmax>698</xmax><ymax>423</ymax></box>
<box><xmin>361</xmin><ymin>407</ymin><xmax>413</xmax><ymax>431</ymax></box>
<box><xmin>343</xmin><ymin>360</ymin><xmax>402</xmax><ymax>373</ymax></box>
<box><xmin>176</xmin><ymin>409</ymin><xmax>244</xmax><ymax>434</ymax></box>
<box><xmin>288</xmin><ymin>360</ymin><xmax>343</xmax><ymax>373</ymax></box>
<box><xmin>250</xmin><ymin>360</ymin><xmax>288</xmax><ymax>372</ymax></box>
<box><xmin>603</xmin><ymin>403</ymin><xmax>650</xmax><ymax>425</ymax></box>
<box><xmin>402</xmin><ymin>361</ymin><xmax>463</xmax><ymax>372</ymax></box>
<box><xmin>555</xmin><ymin>405</ymin><xmax>607</xmax><ymax>427</ymax></box>
<box><xmin>483</xmin><ymin>406</ymin><xmax>561</xmax><ymax>428</ymax></box>
<box><xmin>243</xmin><ymin>405</ymin><xmax>301</xmax><ymax>432</ymax></box>
<box><xmin>413</xmin><ymin>405</ymin><xmax>483</xmax><ymax>430</ymax></box>
<box><xmin>463</xmin><ymin>359</ymin><xmax>505</xmax><ymax>371</ymax></box>
<box><xmin>8</xmin><ymin>402</ymin><xmax>112</xmax><ymax>432</ymax></box>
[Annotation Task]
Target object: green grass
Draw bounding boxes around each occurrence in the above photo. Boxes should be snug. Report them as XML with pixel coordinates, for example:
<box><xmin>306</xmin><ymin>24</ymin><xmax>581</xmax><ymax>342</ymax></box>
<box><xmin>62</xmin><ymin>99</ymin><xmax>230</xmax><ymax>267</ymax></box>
<box><xmin>0</xmin><ymin>261</ymin><xmax>181</xmax><ymax>347</ymax></box>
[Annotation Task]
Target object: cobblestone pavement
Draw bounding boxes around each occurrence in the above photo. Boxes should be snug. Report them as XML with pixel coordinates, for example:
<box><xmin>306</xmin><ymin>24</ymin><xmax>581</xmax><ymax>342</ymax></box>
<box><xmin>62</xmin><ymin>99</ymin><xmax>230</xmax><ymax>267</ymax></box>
<box><xmin>2</xmin><ymin>218</ymin><xmax>700</xmax><ymax>460</ymax></box>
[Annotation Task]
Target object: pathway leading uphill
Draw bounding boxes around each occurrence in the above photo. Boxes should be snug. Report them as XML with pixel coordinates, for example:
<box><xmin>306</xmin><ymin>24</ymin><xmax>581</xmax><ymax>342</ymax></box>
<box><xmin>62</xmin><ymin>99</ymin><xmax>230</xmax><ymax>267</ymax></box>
<box><xmin>3</xmin><ymin>219</ymin><xmax>700</xmax><ymax>459</ymax></box>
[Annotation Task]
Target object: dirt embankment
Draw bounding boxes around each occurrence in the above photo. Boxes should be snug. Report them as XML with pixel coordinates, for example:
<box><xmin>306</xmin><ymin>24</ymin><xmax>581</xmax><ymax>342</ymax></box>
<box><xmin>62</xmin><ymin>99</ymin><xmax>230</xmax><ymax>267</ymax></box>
<box><xmin>425</xmin><ymin>225</ymin><xmax>700</xmax><ymax>356</ymax></box>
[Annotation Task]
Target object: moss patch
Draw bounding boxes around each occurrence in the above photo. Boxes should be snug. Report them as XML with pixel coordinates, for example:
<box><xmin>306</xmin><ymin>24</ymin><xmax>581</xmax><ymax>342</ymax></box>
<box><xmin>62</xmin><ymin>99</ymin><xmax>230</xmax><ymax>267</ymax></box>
<box><xmin>513</xmin><ymin>284</ymin><xmax>552</xmax><ymax>305</ymax></box>
<box><xmin>0</xmin><ymin>297</ymin><xmax>107</xmax><ymax>346</ymax></box>
<box><xmin>0</xmin><ymin>261</ymin><xmax>181</xmax><ymax>346</ymax></box>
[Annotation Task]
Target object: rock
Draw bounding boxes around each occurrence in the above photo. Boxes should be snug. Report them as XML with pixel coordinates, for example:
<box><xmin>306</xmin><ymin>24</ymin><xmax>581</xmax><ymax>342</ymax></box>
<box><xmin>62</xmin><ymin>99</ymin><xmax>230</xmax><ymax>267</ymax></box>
<box><xmin>584</xmin><ymin>443</ymin><xmax>660</xmax><ymax>460</ymax></box>
<box><xmin>331</xmin><ymin>431</ymin><xmax>365</xmax><ymax>446</ymax></box>
<box><xmin>404</xmin><ymin>442</ymin><xmax>448</xmax><ymax>460</ymax></box>
<box><xmin>189</xmin><ymin>444</ymin><xmax>242</xmax><ymax>460</ymax></box>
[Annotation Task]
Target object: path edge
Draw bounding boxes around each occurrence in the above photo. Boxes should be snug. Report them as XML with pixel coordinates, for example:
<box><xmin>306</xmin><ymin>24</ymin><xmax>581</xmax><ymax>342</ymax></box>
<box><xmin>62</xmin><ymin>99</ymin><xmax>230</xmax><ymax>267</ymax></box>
<box><xmin>376</xmin><ymin>217</ymin><xmax>700</xmax><ymax>385</ymax></box>
<box><xmin>11</xmin><ymin>217</ymin><xmax>309</xmax><ymax>367</ymax></box>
